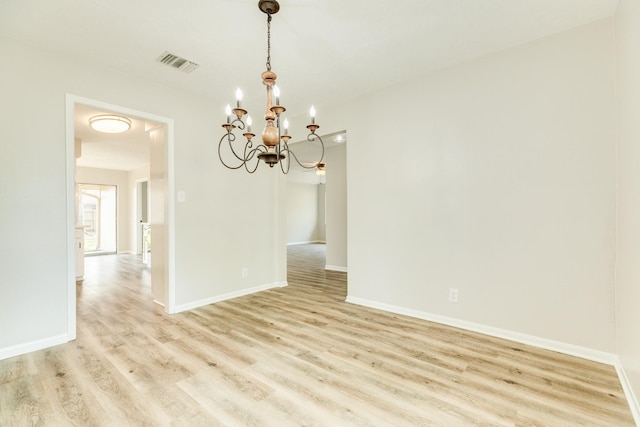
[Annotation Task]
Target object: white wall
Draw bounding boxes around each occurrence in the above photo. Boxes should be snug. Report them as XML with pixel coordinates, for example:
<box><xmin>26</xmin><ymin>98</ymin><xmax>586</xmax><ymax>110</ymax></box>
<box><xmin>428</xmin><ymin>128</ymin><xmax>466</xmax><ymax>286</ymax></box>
<box><xmin>614</xmin><ymin>0</ymin><xmax>640</xmax><ymax>417</ymax></box>
<box><xmin>76</xmin><ymin>166</ymin><xmax>131</xmax><ymax>253</ymax></box>
<box><xmin>0</xmin><ymin>39</ymin><xmax>69</xmax><ymax>351</ymax></box>
<box><xmin>0</xmin><ymin>36</ymin><xmax>283</xmax><ymax>357</ymax></box>
<box><xmin>149</xmin><ymin>125</ymin><xmax>168</xmax><ymax>305</ymax></box>
<box><xmin>317</xmin><ymin>183</ymin><xmax>326</xmax><ymax>242</ymax></box>
<box><xmin>333</xmin><ymin>19</ymin><xmax>617</xmax><ymax>353</ymax></box>
<box><xmin>286</xmin><ymin>181</ymin><xmax>320</xmax><ymax>244</ymax></box>
<box><xmin>325</xmin><ymin>143</ymin><xmax>348</xmax><ymax>271</ymax></box>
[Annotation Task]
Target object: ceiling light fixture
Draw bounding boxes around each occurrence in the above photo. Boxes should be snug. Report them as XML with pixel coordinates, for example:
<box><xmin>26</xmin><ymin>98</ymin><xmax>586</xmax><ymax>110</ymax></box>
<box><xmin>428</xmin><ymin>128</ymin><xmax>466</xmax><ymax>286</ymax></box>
<box><xmin>89</xmin><ymin>114</ymin><xmax>132</xmax><ymax>133</ymax></box>
<box><xmin>316</xmin><ymin>162</ymin><xmax>326</xmax><ymax>176</ymax></box>
<box><xmin>218</xmin><ymin>0</ymin><xmax>324</xmax><ymax>173</ymax></box>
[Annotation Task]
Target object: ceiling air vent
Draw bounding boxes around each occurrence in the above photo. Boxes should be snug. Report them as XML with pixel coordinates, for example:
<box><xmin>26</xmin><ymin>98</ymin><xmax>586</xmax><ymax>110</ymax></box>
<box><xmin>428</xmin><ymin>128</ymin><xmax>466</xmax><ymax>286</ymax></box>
<box><xmin>156</xmin><ymin>51</ymin><xmax>200</xmax><ymax>73</ymax></box>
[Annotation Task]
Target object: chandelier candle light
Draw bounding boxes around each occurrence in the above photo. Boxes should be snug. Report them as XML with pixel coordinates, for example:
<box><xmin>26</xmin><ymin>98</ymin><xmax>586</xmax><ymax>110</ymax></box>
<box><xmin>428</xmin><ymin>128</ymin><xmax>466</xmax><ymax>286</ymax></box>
<box><xmin>218</xmin><ymin>0</ymin><xmax>325</xmax><ymax>173</ymax></box>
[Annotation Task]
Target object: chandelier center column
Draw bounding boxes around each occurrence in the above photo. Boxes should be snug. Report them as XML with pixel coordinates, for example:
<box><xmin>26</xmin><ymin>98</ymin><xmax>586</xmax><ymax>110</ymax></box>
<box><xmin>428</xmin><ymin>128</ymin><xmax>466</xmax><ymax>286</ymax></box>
<box><xmin>262</xmin><ymin>70</ymin><xmax>278</xmax><ymax>148</ymax></box>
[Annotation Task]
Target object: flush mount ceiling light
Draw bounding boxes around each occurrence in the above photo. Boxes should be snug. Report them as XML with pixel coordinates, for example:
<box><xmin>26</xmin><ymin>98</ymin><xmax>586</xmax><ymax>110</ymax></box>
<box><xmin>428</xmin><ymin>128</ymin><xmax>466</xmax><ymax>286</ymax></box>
<box><xmin>89</xmin><ymin>114</ymin><xmax>132</xmax><ymax>133</ymax></box>
<box><xmin>218</xmin><ymin>0</ymin><xmax>324</xmax><ymax>173</ymax></box>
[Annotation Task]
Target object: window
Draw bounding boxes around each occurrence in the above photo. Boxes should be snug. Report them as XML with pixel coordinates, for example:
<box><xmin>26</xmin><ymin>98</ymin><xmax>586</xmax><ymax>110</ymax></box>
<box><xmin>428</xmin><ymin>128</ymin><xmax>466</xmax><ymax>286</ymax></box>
<box><xmin>80</xmin><ymin>184</ymin><xmax>117</xmax><ymax>253</ymax></box>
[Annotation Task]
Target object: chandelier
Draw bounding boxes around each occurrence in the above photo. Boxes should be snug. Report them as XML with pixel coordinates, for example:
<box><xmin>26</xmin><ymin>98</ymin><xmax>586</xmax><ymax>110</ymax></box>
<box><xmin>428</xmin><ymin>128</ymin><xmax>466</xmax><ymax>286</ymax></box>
<box><xmin>218</xmin><ymin>0</ymin><xmax>325</xmax><ymax>173</ymax></box>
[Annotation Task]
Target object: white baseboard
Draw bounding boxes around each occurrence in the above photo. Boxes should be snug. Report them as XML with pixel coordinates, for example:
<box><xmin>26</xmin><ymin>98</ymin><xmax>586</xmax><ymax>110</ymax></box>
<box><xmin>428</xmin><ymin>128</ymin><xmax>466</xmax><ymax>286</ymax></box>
<box><xmin>172</xmin><ymin>281</ymin><xmax>288</xmax><ymax>313</ymax></box>
<box><xmin>287</xmin><ymin>241</ymin><xmax>325</xmax><ymax>246</ymax></box>
<box><xmin>0</xmin><ymin>333</ymin><xmax>72</xmax><ymax>361</ymax></box>
<box><xmin>345</xmin><ymin>296</ymin><xmax>617</xmax><ymax>365</ymax></box>
<box><xmin>346</xmin><ymin>295</ymin><xmax>640</xmax><ymax>423</ymax></box>
<box><xmin>325</xmin><ymin>265</ymin><xmax>348</xmax><ymax>272</ymax></box>
<box><xmin>615</xmin><ymin>360</ymin><xmax>640</xmax><ymax>426</ymax></box>
<box><xmin>349</xmin><ymin>294</ymin><xmax>640</xmax><ymax>423</ymax></box>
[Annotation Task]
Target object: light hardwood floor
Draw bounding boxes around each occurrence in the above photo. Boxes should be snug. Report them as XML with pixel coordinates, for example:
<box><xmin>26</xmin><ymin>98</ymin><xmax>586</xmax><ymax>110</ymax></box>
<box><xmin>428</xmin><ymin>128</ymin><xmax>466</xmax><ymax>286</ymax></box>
<box><xmin>0</xmin><ymin>244</ymin><xmax>634</xmax><ymax>426</ymax></box>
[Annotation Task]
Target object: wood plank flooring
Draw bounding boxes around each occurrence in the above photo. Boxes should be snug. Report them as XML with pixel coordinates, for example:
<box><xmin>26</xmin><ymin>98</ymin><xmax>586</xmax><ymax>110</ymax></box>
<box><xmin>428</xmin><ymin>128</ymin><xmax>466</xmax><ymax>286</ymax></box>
<box><xmin>0</xmin><ymin>244</ymin><xmax>634</xmax><ymax>426</ymax></box>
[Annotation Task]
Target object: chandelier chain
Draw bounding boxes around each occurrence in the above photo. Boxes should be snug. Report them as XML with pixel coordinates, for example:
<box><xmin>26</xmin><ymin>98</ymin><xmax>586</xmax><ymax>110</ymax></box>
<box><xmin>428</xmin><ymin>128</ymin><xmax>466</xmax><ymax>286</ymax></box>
<box><xmin>266</xmin><ymin>13</ymin><xmax>272</xmax><ymax>71</ymax></box>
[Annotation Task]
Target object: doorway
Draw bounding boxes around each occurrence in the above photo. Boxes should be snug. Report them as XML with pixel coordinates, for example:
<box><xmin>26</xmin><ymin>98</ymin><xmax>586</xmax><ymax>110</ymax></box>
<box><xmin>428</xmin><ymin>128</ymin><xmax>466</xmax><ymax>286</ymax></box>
<box><xmin>284</xmin><ymin>131</ymin><xmax>347</xmax><ymax>271</ymax></box>
<box><xmin>79</xmin><ymin>183</ymin><xmax>117</xmax><ymax>254</ymax></box>
<box><xmin>65</xmin><ymin>94</ymin><xmax>175</xmax><ymax>341</ymax></box>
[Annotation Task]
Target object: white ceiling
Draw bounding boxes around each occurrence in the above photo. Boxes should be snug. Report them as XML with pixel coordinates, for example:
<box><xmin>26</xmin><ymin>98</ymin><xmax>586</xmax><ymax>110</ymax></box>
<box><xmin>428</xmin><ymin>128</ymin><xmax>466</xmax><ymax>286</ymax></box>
<box><xmin>0</xmin><ymin>0</ymin><xmax>618</xmax><ymax>171</ymax></box>
<box><xmin>74</xmin><ymin>104</ymin><xmax>157</xmax><ymax>171</ymax></box>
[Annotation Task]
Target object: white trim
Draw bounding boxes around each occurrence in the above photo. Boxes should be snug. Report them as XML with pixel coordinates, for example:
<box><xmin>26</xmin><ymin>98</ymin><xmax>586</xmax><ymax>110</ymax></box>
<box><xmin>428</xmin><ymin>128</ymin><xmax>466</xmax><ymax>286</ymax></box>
<box><xmin>0</xmin><ymin>334</ymin><xmax>70</xmax><ymax>361</ymax></box>
<box><xmin>165</xmin><ymin>120</ymin><xmax>176</xmax><ymax>314</ymax></box>
<box><xmin>345</xmin><ymin>295</ymin><xmax>618</xmax><ymax>365</ymax></box>
<box><xmin>615</xmin><ymin>360</ymin><xmax>640</xmax><ymax>426</ymax></box>
<box><xmin>287</xmin><ymin>240</ymin><xmax>326</xmax><ymax>246</ymax></box>
<box><xmin>172</xmin><ymin>281</ymin><xmax>288</xmax><ymax>313</ymax></box>
<box><xmin>325</xmin><ymin>265</ymin><xmax>348</xmax><ymax>273</ymax></box>
<box><xmin>65</xmin><ymin>97</ymin><xmax>77</xmax><ymax>341</ymax></box>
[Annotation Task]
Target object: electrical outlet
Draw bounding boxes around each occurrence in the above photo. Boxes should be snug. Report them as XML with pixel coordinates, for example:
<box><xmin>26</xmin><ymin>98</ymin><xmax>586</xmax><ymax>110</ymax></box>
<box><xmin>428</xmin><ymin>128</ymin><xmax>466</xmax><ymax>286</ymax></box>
<box><xmin>241</xmin><ymin>268</ymin><xmax>248</xmax><ymax>278</ymax></box>
<box><xmin>449</xmin><ymin>288</ymin><xmax>459</xmax><ymax>303</ymax></box>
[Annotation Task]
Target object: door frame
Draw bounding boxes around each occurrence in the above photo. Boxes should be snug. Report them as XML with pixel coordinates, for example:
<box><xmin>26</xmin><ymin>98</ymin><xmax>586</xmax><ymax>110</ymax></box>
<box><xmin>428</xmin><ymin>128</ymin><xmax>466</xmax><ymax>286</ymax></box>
<box><xmin>65</xmin><ymin>94</ymin><xmax>176</xmax><ymax>340</ymax></box>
